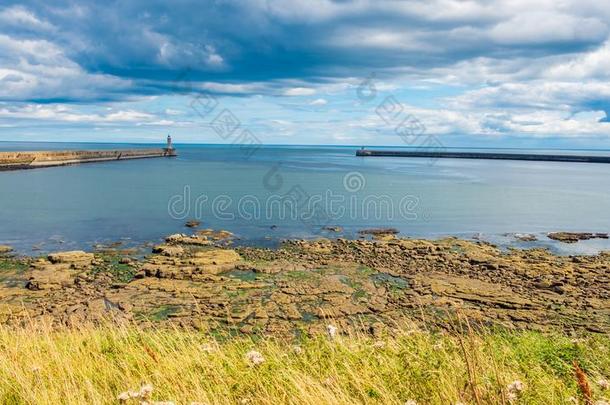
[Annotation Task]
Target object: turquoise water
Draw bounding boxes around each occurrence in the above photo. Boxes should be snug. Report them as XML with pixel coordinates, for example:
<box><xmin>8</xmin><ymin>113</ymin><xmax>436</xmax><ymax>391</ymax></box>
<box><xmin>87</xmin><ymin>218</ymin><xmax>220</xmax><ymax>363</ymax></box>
<box><xmin>1</xmin><ymin>142</ymin><xmax>610</xmax><ymax>254</ymax></box>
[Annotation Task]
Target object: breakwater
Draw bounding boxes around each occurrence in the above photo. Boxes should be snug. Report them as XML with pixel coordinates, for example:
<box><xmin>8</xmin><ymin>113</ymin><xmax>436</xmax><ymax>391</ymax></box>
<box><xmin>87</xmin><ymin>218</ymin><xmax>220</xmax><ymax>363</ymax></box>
<box><xmin>0</xmin><ymin>148</ymin><xmax>177</xmax><ymax>171</ymax></box>
<box><xmin>355</xmin><ymin>149</ymin><xmax>610</xmax><ymax>163</ymax></box>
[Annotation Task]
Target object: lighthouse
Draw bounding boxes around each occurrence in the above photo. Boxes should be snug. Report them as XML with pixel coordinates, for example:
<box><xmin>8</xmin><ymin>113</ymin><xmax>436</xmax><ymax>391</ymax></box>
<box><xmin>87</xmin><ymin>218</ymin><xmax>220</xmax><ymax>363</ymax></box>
<box><xmin>163</xmin><ymin>134</ymin><xmax>177</xmax><ymax>156</ymax></box>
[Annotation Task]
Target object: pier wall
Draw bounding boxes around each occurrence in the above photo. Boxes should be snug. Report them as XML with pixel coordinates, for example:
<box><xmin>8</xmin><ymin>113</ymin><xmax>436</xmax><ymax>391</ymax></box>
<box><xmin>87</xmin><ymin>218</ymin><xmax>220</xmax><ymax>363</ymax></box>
<box><xmin>355</xmin><ymin>149</ymin><xmax>610</xmax><ymax>163</ymax></box>
<box><xmin>0</xmin><ymin>148</ymin><xmax>176</xmax><ymax>171</ymax></box>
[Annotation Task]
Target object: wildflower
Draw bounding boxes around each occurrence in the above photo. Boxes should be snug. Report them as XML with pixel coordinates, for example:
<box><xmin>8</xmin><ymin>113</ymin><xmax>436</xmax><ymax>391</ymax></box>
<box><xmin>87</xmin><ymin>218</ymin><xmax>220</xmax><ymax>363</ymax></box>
<box><xmin>327</xmin><ymin>324</ymin><xmax>337</xmax><ymax>339</ymax></box>
<box><xmin>567</xmin><ymin>397</ymin><xmax>578</xmax><ymax>404</ymax></box>
<box><xmin>322</xmin><ymin>376</ymin><xmax>336</xmax><ymax>386</ymax></box>
<box><xmin>126</xmin><ymin>391</ymin><xmax>141</xmax><ymax>400</ymax></box>
<box><xmin>201</xmin><ymin>343</ymin><xmax>216</xmax><ymax>354</ymax></box>
<box><xmin>292</xmin><ymin>345</ymin><xmax>303</xmax><ymax>355</ymax></box>
<box><xmin>598</xmin><ymin>378</ymin><xmax>610</xmax><ymax>390</ymax></box>
<box><xmin>372</xmin><ymin>340</ymin><xmax>385</xmax><ymax>349</ymax></box>
<box><xmin>139</xmin><ymin>383</ymin><xmax>154</xmax><ymax>399</ymax></box>
<box><xmin>31</xmin><ymin>365</ymin><xmax>41</xmax><ymax>373</ymax></box>
<box><xmin>594</xmin><ymin>401</ymin><xmax>609</xmax><ymax>405</ymax></box>
<box><xmin>405</xmin><ymin>400</ymin><xmax>418</xmax><ymax>405</ymax></box>
<box><xmin>507</xmin><ymin>380</ymin><xmax>525</xmax><ymax>401</ymax></box>
<box><xmin>118</xmin><ymin>387</ymin><xmax>145</xmax><ymax>401</ymax></box>
<box><xmin>507</xmin><ymin>380</ymin><xmax>524</xmax><ymax>392</ymax></box>
<box><xmin>245</xmin><ymin>350</ymin><xmax>265</xmax><ymax>366</ymax></box>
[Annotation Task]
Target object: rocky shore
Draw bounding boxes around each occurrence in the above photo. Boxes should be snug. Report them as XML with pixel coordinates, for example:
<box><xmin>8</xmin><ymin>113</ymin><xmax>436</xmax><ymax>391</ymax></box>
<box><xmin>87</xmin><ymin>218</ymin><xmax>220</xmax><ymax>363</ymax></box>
<box><xmin>0</xmin><ymin>231</ymin><xmax>608</xmax><ymax>336</ymax></box>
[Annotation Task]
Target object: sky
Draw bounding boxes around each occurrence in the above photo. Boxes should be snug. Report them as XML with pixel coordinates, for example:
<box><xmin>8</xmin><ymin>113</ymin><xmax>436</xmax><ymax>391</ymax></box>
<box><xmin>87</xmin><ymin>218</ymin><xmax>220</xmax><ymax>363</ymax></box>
<box><xmin>1</xmin><ymin>0</ymin><xmax>610</xmax><ymax>148</ymax></box>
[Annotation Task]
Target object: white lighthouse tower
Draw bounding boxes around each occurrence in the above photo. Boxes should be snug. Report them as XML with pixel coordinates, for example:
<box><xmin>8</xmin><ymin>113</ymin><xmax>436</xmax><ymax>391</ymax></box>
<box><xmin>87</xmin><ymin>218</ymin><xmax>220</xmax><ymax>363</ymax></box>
<box><xmin>163</xmin><ymin>134</ymin><xmax>177</xmax><ymax>156</ymax></box>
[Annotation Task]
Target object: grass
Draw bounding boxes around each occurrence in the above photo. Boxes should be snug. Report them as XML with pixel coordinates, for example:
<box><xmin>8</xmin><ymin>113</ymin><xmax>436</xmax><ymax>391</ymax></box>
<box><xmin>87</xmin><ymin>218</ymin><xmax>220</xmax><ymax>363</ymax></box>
<box><xmin>0</xmin><ymin>321</ymin><xmax>608</xmax><ymax>404</ymax></box>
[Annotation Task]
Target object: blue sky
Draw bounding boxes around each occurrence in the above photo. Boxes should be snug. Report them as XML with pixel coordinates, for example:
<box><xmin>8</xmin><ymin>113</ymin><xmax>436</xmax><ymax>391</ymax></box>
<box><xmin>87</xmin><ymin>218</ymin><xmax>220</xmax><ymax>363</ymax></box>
<box><xmin>1</xmin><ymin>0</ymin><xmax>610</xmax><ymax>148</ymax></box>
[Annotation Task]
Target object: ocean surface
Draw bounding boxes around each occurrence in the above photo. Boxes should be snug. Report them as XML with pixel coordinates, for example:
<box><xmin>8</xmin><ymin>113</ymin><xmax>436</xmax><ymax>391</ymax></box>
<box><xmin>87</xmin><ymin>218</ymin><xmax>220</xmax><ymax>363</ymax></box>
<box><xmin>2</xmin><ymin>141</ymin><xmax>610</xmax><ymax>255</ymax></box>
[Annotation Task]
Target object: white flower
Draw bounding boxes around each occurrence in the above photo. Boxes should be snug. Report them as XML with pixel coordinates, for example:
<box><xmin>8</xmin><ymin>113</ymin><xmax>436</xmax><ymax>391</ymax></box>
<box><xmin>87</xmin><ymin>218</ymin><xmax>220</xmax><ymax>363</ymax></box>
<box><xmin>201</xmin><ymin>343</ymin><xmax>217</xmax><ymax>354</ymax></box>
<box><xmin>372</xmin><ymin>340</ymin><xmax>385</xmax><ymax>348</ymax></box>
<box><xmin>322</xmin><ymin>377</ymin><xmax>336</xmax><ymax>386</ymax></box>
<box><xmin>594</xmin><ymin>401</ymin><xmax>609</xmax><ymax>405</ymax></box>
<box><xmin>292</xmin><ymin>345</ymin><xmax>303</xmax><ymax>355</ymax></box>
<box><xmin>245</xmin><ymin>350</ymin><xmax>265</xmax><ymax>366</ymax></box>
<box><xmin>598</xmin><ymin>378</ymin><xmax>609</xmax><ymax>390</ymax></box>
<box><xmin>507</xmin><ymin>380</ymin><xmax>525</xmax><ymax>393</ymax></box>
<box><xmin>405</xmin><ymin>400</ymin><xmax>418</xmax><ymax>405</ymax></box>
<box><xmin>117</xmin><ymin>392</ymin><xmax>130</xmax><ymax>402</ymax></box>
<box><xmin>327</xmin><ymin>324</ymin><xmax>337</xmax><ymax>339</ymax></box>
<box><xmin>139</xmin><ymin>383</ymin><xmax>153</xmax><ymax>399</ymax></box>
<box><xmin>129</xmin><ymin>390</ymin><xmax>142</xmax><ymax>399</ymax></box>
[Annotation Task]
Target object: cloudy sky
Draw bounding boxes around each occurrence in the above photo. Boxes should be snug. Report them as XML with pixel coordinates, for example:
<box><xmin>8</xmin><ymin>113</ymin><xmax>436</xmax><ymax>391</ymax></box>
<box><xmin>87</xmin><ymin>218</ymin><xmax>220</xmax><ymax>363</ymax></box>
<box><xmin>1</xmin><ymin>0</ymin><xmax>610</xmax><ymax>148</ymax></box>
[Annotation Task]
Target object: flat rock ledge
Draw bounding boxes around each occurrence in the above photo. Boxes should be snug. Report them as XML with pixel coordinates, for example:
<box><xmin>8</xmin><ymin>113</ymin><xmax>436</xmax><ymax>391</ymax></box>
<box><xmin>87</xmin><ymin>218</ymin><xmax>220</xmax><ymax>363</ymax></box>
<box><xmin>0</xmin><ymin>235</ymin><xmax>607</xmax><ymax>336</ymax></box>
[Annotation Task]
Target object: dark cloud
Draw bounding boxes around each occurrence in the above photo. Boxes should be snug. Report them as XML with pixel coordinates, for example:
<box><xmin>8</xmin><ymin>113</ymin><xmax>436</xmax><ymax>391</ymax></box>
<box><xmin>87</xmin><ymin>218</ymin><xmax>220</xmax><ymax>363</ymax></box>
<box><xmin>2</xmin><ymin>0</ymin><xmax>610</xmax><ymax>102</ymax></box>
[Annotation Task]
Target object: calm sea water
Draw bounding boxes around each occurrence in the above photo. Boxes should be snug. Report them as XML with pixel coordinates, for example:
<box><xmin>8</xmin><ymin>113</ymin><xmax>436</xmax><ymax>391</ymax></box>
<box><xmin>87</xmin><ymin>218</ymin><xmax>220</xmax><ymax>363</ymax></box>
<box><xmin>1</xmin><ymin>142</ymin><xmax>610</xmax><ymax>255</ymax></box>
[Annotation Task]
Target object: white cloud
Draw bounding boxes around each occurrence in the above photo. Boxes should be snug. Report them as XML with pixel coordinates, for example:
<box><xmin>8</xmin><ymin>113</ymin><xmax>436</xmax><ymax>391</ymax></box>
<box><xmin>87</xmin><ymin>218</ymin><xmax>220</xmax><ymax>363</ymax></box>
<box><xmin>0</xmin><ymin>34</ymin><xmax>130</xmax><ymax>102</ymax></box>
<box><xmin>199</xmin><ymin>82</ymin><xmax>263</xmax><ymax>94</ymax></box>
<box><xmin>309</xmin><ymin>98</ymin><xmax>328</xmax><ymax>106</ymax></box>
<box><xmin>447</xmin><ymin>82</ymin><xmax>610</xmax><ymax>112</ymax></box>
<box><xmin>0</xmin><ymin>6</ymin><xmax>55</xmax><ymax>31</ymax></box>
<box><xmin>489</xmin><ymin>12</ymin><xmax>607</xmax><ymax>45</ymax></box>
<box><xmin>545</xmin><ymin>40</ymin><xmax>610</xmax><ymax>80</ymax></box>
<box><xmin>0</xmin><ymin>104</ymin><xmax>155</xmax><ymax>123</ymax></box>
<box><xmin>283</xmin><ymin>87</ymin><xmax>316</xmax><ymax>96</ymax></box>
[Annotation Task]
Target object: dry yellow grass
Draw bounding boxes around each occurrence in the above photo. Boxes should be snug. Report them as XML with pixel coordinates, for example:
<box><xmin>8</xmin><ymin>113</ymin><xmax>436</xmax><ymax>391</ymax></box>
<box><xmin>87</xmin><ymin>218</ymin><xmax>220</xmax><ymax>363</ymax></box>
<box><xmin>0</xmin><ymin>321</ymin><xmax>608</xmax><ymax>404</ymax></box>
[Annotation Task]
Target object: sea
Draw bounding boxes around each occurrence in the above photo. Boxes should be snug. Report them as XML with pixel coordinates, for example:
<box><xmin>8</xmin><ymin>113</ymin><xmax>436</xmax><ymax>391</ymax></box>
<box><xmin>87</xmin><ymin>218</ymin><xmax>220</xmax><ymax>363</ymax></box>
<box><xmin>1</xmin><ymin>142</ymin><xmax>610</xmax><ymax>255</ymax></box>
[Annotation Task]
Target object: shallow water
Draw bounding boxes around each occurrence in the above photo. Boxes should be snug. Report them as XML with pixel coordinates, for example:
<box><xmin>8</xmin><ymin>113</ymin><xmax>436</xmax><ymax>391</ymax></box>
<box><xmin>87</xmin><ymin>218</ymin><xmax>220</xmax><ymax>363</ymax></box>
<box><xmin>1</xmin><ymin>142</ymin><xmax>610</xmax><ymax>255</ymax></box>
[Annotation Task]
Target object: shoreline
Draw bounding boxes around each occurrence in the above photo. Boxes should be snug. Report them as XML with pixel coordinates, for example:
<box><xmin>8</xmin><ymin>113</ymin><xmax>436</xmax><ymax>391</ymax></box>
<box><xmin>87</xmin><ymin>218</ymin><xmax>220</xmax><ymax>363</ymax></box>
<box><xmin>0</xmin><ymin>230</ymin><xmax>608</xmax><ymax>335</ymax></box>
<box><xmin>3</xmin><ymin>229</ymin><xmax>610</xmax><ymax>258</ymax></box>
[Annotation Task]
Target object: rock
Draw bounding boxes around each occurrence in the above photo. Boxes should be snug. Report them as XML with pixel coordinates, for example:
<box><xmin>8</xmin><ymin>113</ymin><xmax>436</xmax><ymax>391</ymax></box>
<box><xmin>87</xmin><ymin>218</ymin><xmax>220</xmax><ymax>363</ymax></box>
<box><xmin>547</xmin><ymin>232</ymin><xmax>608</xmax><ymax>243</ymax></box>
<box><xmin>195</xmin><ymin>229</ymin><xmax>234</xmax><ymax>241</ymax></box>
<box><xmin>152</xmin><ymin>244</ymin><xmax>185</xmax><ymax>257</ymax></box>
<box><xmin>47</xmin><ymin>251</ymin><xmax>94</xmax><ymax>267</ymax></box>
<box><xmin>0</xmin><ymin>245</ymin><xmax>13</xmax><ymax>254</ymax></box>
<box><xmin>514</xmin><ymin>233</ymin><xmax>537</xmax><ymax>242</ymax></box>
<box><xmin>25</xmin><ymin>263</ymin><xmax>78</xmax><ymax>291</ymax></box>
<box><xmin>373</xmin><ymin>233</ymin><xmax>396</xmax><ymax>241</ymax></box>
<box><xmin>165</xmin><ymin>233</ymin><xmax>211</xmax><ymax>246</ymax></box>
<box><xmin>185</xmin><ymin>220</ymin><xmax>201</xmax><ymax>228</ymax></box>
<box><xmin>190</xmin><ymin>249</ymin><xmax>241</xmax><ymax>266</ymax></box>
<box><xmin>358</xmin><ymin>228</ymin><xmax>399</xmax><ymax>236</ymax></box>
<box><xmin>418</xmin><ymin>272</ymin><xmax>534</xmax><ymax>309</ymax></box>
<box><xmin>323</xmin><ymin>226</ymin><xmax>343</xmax><ymax>233</ymax></box>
